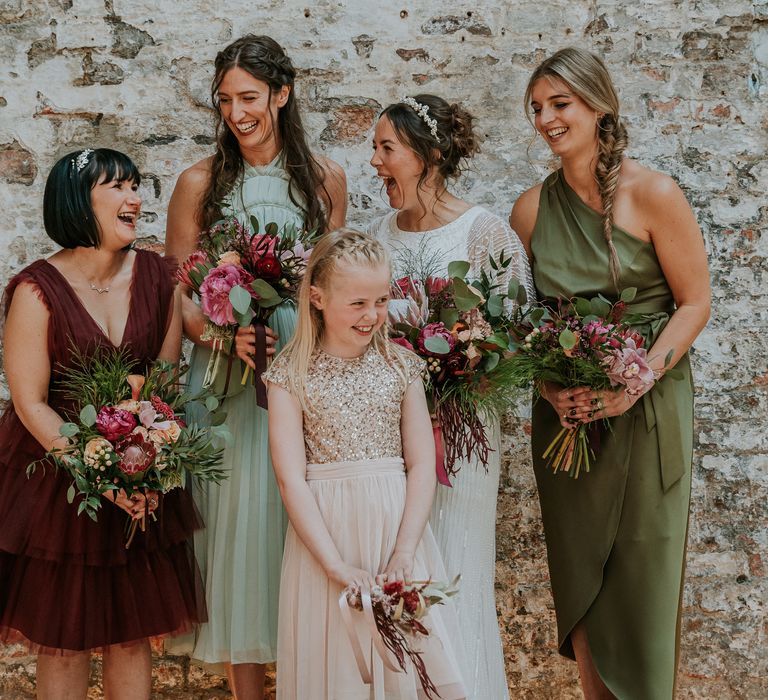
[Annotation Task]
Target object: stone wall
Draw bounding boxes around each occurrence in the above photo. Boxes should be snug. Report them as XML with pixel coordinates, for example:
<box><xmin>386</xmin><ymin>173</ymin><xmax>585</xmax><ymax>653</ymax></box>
<box><xmin>0</xmin><ymin>1</ymin><xmax>766</xmax><ymax>697</ymax></box>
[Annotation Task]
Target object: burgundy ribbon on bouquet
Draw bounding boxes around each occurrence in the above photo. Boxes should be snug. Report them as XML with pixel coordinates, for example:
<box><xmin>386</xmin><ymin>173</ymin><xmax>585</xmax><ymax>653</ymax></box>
<box><xmin>253</xmin><ymin>321</ymin><xmax>268</xmax><ymax>410</ymax></box>
<box><xmin>338</xmin><ymin>589</ymin><xmax>401</xmax><ymax>700</ymax></box>
<box><xmin>433</xmin><ymin>425</ymin><xmax>452</xmax><ymax>487</ymax></box>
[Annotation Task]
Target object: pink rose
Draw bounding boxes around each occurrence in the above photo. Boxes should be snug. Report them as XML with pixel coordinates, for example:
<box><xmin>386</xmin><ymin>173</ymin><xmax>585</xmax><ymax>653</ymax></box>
<box><xmin>96</xmin><ymin>406</ymin><xmax>137</xmax><ymax>442</ymax></box>
<box><xmin>199</xmin><ymin>264</ymin><xmax>257</xmax><ymax>326</ymax></box>
<box><xmin>417</xmin><ymin>322</ymin><xmax>455</xmax><ymax>356</ymax></box>
<box><xmin>391</xmin><ymin>336</ymin><xmax>415</xmax><ymax>352</ymax></box>
<box><xmin>116</xmin><ymin>433</ymin><xmax>157</xmax><ymax>479</ymax></box>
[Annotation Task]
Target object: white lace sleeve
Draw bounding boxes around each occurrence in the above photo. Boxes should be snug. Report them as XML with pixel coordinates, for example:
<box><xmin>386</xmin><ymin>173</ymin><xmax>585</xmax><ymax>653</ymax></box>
<box><xmin>467</xmin><ymin>210</ymin><xmax>537</xmax><ymax>312</ymax></box>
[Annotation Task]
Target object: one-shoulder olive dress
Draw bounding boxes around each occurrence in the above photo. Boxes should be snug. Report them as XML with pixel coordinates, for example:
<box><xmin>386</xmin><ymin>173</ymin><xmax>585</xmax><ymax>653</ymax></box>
<box><xmin>530</xmin><ymin>170</ymin><xmax>694</xmax><ymax>699</ymax></box>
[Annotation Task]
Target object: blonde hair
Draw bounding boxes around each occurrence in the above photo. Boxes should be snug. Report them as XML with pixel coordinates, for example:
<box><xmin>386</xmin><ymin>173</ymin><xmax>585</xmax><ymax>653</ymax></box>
<box><xmin>525</xmin><ymin>47</ymin><xmax>628</xmax><ymax>289</ymax></box>
<box><xmin>279</xmin><ymin>228</ymin><xmax>411</xmax><ymax>412</ymax></box>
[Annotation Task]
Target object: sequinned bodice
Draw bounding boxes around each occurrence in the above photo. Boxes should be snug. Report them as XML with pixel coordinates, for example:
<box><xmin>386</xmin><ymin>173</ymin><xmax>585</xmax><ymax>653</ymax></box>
<box><xmin>263</xmin><ymin>347</ymin><xmax>423</xmax><ymax>464</ymax></box>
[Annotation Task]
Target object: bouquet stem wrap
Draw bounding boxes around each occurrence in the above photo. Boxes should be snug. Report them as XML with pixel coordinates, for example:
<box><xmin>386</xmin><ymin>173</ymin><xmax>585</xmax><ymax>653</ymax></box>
<box><xmin>432</xmin><ymin>425</ymin><xmax>452</xmax><ymax>488</ymax></box>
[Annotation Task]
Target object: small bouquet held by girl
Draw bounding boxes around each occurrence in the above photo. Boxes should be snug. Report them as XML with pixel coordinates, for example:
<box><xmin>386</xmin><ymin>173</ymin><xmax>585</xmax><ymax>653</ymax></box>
<box><xmin>504</xmin><ymin>288</ymin><xmax>680</xmax><ymax>477</ymax></box>
<box><xmin>340</xmin><ymin>577</ymin><xmax>460</xmax><ymax>700</ymax></box>
<box><xmin>29</xmin><ymin>348</ymin><xmax>228</xmax><ymax>545</ymax></box>
<box><xmin>177</xmin><ymin>215</ymin><xmax>317</xmax><ymax>407</ymax></box>
<box><xmin>388</xmin><ymin>254</ymin><xmax>529</xmax><ymax>485</ymax></box>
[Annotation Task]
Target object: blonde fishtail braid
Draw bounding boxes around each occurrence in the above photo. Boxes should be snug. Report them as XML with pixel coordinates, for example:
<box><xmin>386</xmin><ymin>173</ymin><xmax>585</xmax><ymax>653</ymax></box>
<box><xmin>595</xmin><ymin>114</ymin><xmax>628</xmax><ymax>290</ymax></box>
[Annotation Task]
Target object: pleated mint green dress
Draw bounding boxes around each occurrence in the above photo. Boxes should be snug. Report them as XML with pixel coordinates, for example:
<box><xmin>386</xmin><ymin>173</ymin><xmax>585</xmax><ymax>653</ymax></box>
<box><xmin>530</xmin><ymin>171</ymin><xmax>694</xmax><ymax>699</ymax></box>
<box><xmin>167</xmin><ymin>156</ymin><xmax>301</xmax><ymax>669</ymax></box>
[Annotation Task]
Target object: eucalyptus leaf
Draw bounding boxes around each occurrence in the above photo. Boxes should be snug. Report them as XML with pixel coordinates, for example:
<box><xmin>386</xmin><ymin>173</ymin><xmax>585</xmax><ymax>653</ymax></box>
<box><xmin>515</xmin><ymin>285</ymin><xmax>528</xmax><ymax>306</ymax></box>
<box><xmin>559</xmin><ymin>328</ymin><xmax>577</xmax><ymax>350</ymax></box>
<box><xmin>251</xmin><ymin>279</ymin><xmax>281</xmax><ymax>300</ymax></box>
<box><xmin>210</xmin><ymin>411</ymin><xmax>228</xmax><ymax>427</ymax></box>
<box><xmin>575</xmin><ymin>298</ymin><xmax>592</xmax><ymax>317</ymax></box>
<box><xmin>229</xmin><ymin>285</ymin><xmax>252</xmax><ymax>315</ymax></box>
<box><xmin>486</xmin><ymin>332</ymin><xmax>511</xmax><ymax>349</ymax></box>
<box><xmin>205</xmin><ymin>396</ymin><xmax>220</xmax><ymax>412</ymax></box>
<box><xmin>439</xmin><ymin>308</ymin><xmax>459</xmax><ymax>329</ymax></box>
<box><xmin>234</xmin><ymin>309</ymin><xmax>253</xmax><ymax>328</ymax></box>
<box><xmin>453</xmin><ymin>279</ymin><xmax>483</xmax><ymax>311</ymax></box>
<box><xmin>423</xmin><ymin>335</ymin><xmax>451</xmax><ymax>355</ymax></box>
<box><xmin>507</xmin><ymin>278</ymin><xmax>520</xmax><ymax>299</ymax></box>
<box><xmin>620</xmin><ymin>287</ymin><xmax>638</xmax><ymax>303</ymax></box>
<box><xmin>66</xmin><ymin>484</ymin><xmax>76</xmax><ymax>504</ymax></box>
<box><xmin>487</xmin><ymin>294</ymin><xmax>504</xmax><ymax>317</ymax></box>
<box><xmin>59</xmin><ymin>422</ymin><xmax>80</xmax><ymax>438</ymax></box>
<box><xmin>249</xmin><ymin>215</ymin><xmax>260</xmax><ymax>234</ymax></box>
<box><xmin>265</xmin><ymin>222</ymin><xmax>278</xmax><ymax>236</ymax></box>
<box><xmin>529</xmin><ymin>308</ymin><xmax>546</xmax><ymax>325</ymax></box>
<box><xmin>79</xmin><ymin>404</ymin><xmax>98</xmax><ymax>427</ymax></box>
<box><xmin>484</xmin><ymin>352</ymin><xmax>500</xmax><ymax>372</ymax></box>
<box><xmin>581</xmin><ymin>314</ymin><xmax>600</xmax><ymax>325</ymax></box>
<box><xmin>447</xmin><ymin>260</ymin><xmax>471</xmax><ymax>279</ymax></box>
<box><xmin>590</xmin><ymin>298</ymin><xmax>612</xmax><ymax>318</ymax></box>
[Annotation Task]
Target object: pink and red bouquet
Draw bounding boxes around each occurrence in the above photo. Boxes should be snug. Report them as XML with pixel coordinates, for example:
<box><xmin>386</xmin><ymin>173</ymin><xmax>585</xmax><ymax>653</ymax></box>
<box><xmin>505</xmin><ymin>288</ymin><xmax>672</xmax><ymax>477</ymax></box>
<box><xmin>388</xmin><ymin>255</ymin><xmax>529</xmax><ymax>484</ymax></box>
<box><xmin>177</xmin><ymin>216</ymin><xmax>317</xmax><ymax>405</ymax></box>
<box><xmin>30</xmin><ymin>349</ymin><xmax>227</xmax><ymax>544</ymax></box>
<box><xmin>340</xmin><ymin>577</ymin><xmax>460</xmax><ymax>699</ymax></box>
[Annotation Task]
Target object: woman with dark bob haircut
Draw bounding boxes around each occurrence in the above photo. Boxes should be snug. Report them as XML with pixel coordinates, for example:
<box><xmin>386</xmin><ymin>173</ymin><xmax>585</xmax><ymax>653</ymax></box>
<box><xmin>0</xmin><ymin>148</ymin><xmax>205</xmax><ymax>699</ymax></box>
<box><xmin>164</xmin><ymin>35</ymin><xmax>346</xmax><ymax>698</ymax></box>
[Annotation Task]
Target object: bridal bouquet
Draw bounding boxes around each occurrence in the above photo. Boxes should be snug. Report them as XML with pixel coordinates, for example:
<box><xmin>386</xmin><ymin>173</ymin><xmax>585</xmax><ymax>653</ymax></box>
<box><xmin>388</xmin><ymin>254</ymin><xmax>528</xmax><ymax>484</ymax></box>
<box><xmin>177</xmin><ymin>216</ymin><xmax>317</xmax><ymax>406</ymax></box>
<box><xmin>29</xmin><ymin>348</ymin><xmax>228</xmax><ymax>545</ymax></box>
<box><xmin>504</xmin><ymin>288</ymin><xmax>677</xmax><ymax>477</ymax></box>
<box><xmin>340</xmin><ymin>577</ymin><xmax>460</xmax><ymax>699</ymax></box>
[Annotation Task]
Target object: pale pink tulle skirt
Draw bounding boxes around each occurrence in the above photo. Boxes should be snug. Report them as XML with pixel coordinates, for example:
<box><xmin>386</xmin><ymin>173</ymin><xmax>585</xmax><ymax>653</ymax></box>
<box><xmin>276</xmin><ymin>457</ymin><xmax>466</xmax><ymax>700</ymax></box>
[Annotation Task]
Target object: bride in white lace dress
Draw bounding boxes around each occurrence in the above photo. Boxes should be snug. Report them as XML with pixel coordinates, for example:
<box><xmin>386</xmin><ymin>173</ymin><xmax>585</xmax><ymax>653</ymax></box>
<box><xmin>368</xmin><ymin>95</ymin><xmax>535</xmax><ymax>700</ymax></box>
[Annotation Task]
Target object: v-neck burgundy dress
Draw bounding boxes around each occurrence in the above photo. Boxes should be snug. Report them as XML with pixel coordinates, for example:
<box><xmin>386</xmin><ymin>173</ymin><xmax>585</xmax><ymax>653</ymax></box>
<box><xmin>0</xmin><ymin>249</ymin><xmax>206</xmax><ymax>653</ymax></box>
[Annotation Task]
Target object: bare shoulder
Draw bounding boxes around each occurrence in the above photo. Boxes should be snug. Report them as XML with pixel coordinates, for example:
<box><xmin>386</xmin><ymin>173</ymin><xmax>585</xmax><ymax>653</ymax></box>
<box><xmin>315</xmin><ymin>154</ymin><xmax>346</xmax><ymax>185</ymax></box>
<box><xmin>174</xmin><ymin>156</ymin><xmax>214</xmax><ymax>194</ymax></box>
<box><xmin>621</xmin><ymin>159</ymin><xmax>685</xmax><ymax>210</ymax></box>
<box><xmin>509</xmin><ymin>182</ymin><xmax>543</xmax><ymax>244</ymax></box>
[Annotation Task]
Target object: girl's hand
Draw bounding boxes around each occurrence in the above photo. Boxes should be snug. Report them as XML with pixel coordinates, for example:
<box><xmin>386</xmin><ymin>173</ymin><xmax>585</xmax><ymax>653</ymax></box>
<box><xmin>378</xmin><ymin>549</ymin><xmax>414</xmax><ymax>586</ymax></box>
<box><xmin>328</xmin><ymin>562</ymin><xmax>377</xmax><ymax>590</ymax></box>
<box><xmin>234</xmin><ymin>325</ymin><xmax>279</xmax><ymax>368</ymax></box>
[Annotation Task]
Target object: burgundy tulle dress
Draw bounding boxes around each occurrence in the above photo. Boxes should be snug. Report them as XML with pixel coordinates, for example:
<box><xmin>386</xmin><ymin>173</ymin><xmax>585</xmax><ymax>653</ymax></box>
<box><xmin>0</xmin><ymin>249</ymin><xmax>206</xmax><ymax>654</ymax></box>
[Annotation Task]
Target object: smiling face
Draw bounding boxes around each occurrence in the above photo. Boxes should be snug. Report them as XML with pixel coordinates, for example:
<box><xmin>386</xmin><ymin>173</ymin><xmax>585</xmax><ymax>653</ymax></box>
<box><xmin>370</xmin><ymin>115</ymin><xmax>432</xmax><ymax>210</ymax></box>
<box><xmin>530</xmin><ymin>76</ymin><xmax>601</xmax><ymax>159</ymax></box>
<box><xmin>217</xmin><ymin>66</ymin><xmax>289</xmax><ymax>156</ymax></box>
<box><xmin>90</xmin><ymin>176</ymin><xmax>141</xmax><ymax>250</ymax></box>
<box><xmin>310</xmin><ymin>261</ymin><xmax>391</xmax><ymax>358</ymax></box>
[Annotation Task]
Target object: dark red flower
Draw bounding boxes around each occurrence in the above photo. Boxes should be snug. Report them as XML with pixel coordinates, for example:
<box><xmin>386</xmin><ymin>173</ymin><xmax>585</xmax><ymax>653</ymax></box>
<box><xmin>383</xmin><ymin>580</ymin><xmax>404</xmax><ymax>596</ymax></box>
<box><xmin>254</xmin><ymin>253</ymin><xmax>283</xmax><ymax>282</ymax></box>
<box><xmin>116</xmin><ymin>433</ymin><xmax>157</xmax><ymax>479</ymax></box>
<box><xmin>402</xmin><ymin>590</ymin><xmax>420</xmax><ymax>614</ymax></box>
<box><xmin>96</xmin><ymin>407</ymin><xmax>137</xmax><ymax>442</ymax></box>
<box><xmin>151</xmin><ymin>395</ymin><xmax>176</xmax><ymax>421</ymax></box>
<box><xmin>425</xmin><ymin>276</ymin><xmax>450</xmax><ymax>297</ymax></box>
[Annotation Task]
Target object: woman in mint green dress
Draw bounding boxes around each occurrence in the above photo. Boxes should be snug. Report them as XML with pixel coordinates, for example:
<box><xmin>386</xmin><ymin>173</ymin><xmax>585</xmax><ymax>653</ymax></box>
<box><xmin>164</xmin><ymin>35</ymin><xmax>346</xmax><ymax>699</ymax></box>
<box><xmin>510</xmin><ymin>48</ymin><xmax>710</xmax><ymax>699</ymax></box>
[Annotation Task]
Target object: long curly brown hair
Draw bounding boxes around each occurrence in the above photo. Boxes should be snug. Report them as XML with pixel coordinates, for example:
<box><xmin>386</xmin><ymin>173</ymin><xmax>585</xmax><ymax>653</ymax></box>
<box><xmin>200</xmin><ymin>35</ymin><xmax>330</xmax><ymax>232</ymax></box>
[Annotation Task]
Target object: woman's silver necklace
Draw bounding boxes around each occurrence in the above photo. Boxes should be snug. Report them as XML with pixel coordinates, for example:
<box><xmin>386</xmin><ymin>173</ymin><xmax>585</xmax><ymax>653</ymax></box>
<box><xmin>89</xmin><ymin>281</ymin><xmax>111</xmax><ymax>294</ymax></box>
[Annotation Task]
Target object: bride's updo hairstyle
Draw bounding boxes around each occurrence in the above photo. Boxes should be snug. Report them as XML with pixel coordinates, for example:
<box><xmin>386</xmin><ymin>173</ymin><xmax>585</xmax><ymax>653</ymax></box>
<box><xmin>380</xmin><ymin>94</ymin><xmax>480</xmax><ymax>192</ymax></box>
<box><xmin>525</xmin><ymin>47</ymin><xmax>628</xmax><ymax>288</ymax></box>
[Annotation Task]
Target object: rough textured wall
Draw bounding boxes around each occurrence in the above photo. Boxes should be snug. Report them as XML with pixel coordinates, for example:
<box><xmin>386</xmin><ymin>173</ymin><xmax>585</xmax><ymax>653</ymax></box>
<box><xmin>1</xmin><ymin>1</ymin><xmax>766</xmax><ymax>698</ymax></box>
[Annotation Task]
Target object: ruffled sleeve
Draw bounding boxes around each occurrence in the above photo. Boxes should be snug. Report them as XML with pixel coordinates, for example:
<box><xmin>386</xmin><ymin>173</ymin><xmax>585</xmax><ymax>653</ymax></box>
<box><xmin>467</xmin><ymin>210</ymin><xmax>537</xmax><ymax>311</ymax></box>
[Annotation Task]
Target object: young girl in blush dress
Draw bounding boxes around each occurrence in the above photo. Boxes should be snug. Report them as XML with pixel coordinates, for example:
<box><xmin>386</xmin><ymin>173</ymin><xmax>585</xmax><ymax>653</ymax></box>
<box><xmin>263</xmin><ymin>229</ymin><xmax>466</xmax><ymax>700</ymax></box>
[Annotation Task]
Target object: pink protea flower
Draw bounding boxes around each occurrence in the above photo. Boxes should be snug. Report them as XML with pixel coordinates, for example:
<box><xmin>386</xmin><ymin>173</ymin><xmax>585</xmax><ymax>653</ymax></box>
<box><xmin>417</xmin><ymin>322</ymin><xmax>455</xmax><ymax>356</ymax></box>
<box><xmin>176</xmin><ymin>251</ymin><xmax>210</xmax><ymax>287</ymax></box>
<box><xmin>606</xmin><ymin>338</ymin><xmax>656</xmax><ymax>395</ymax></box>
<box><xmin>116</xmin><ymin>433</ymin><xmax>157</xmax><ymax>479</ymax></box>
<box><xmin>199</xmin><ymin>264</ymin><xmax>257</xmax><ymax>326</ymax></box>
<box><xmin>425</xmin><ymin>276</ymin><xmax>450</xmax><ymax>297</ymax></box>
<box><xmin>96</xmin><ymin>406</ymin><xmax>137</xmax><ymax>442</ymax></box>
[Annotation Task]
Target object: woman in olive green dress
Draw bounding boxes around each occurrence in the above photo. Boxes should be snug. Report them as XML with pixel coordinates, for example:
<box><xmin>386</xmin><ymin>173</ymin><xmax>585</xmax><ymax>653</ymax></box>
<box><xmin>510</xmin><ymin>48</ymin><xmax>710</xmax><ymax>699</ymax></box>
